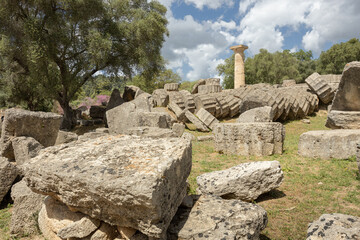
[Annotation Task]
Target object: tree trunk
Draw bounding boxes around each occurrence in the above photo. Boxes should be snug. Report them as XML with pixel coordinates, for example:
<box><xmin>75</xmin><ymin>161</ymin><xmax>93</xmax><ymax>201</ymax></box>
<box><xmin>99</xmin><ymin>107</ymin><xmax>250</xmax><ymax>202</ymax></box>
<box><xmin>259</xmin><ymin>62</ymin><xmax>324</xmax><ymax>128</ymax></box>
<box><xmin>59</xmin><ymin>99</ymin><xmax>75</xmax><ymax>130</ymax></box>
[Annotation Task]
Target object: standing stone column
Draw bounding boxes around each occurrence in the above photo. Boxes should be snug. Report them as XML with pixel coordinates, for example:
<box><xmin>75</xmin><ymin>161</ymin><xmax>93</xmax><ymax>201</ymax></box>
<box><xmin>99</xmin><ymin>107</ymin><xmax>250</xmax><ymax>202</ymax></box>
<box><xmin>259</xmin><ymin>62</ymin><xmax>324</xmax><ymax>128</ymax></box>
<box><xmin>230</xmin><ymin>44</ymin><xmax>248</xmax><ymax>88</ymax></box>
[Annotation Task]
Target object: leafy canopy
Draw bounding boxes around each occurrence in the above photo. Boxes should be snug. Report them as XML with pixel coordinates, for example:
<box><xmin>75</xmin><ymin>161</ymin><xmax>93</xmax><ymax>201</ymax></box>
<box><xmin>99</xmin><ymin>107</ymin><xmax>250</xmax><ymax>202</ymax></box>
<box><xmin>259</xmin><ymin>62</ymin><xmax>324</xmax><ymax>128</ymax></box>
<box><xmin>0</xmin><ymin>0</ymin><xmax>168</xmax><ymax>127</ymax></box>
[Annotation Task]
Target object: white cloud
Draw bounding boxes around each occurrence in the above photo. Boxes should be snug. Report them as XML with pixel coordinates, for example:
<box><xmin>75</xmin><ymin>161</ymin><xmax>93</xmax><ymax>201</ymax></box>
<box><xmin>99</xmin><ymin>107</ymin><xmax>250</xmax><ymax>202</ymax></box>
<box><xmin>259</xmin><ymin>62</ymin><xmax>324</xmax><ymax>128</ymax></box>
<box><xmin>184</xmin><ymin>0</ymin><xmax>234</xmax><ymax>10</ymax></box>
<box><xmin>237</xmin><ymin>0</ymin><xmax>360</xmax><ymax>55</ymax></box>
<box><xmin>161</xmin><ymin>15</ymin><xmax>236</xmax><ymax>81</ymax></box>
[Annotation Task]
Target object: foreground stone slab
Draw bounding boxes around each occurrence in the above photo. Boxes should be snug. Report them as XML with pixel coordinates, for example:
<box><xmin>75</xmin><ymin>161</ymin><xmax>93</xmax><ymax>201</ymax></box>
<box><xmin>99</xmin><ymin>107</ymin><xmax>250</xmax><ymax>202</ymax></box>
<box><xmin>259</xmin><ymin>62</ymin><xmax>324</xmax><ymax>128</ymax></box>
<box><xmin>326</xmin><ymin>110</ymin><xmax>360</xmax><ymax>129</ymax></box>
<box><xmin>214</xmin><ymin>123</ymin><xmax>285</xmax><ymax>156</ymax></box>
<box><xmin>331</xmin><ymin>62</ymin><xmax>360</xmax><ymax>111</ymax></box>
<box><xmin>0</xmin><ymin>108</ymin><xmax>62</xmax><ymax>159</ymax></box>
<box><xmin>237</xmin><ymin>106</ymin><xmax>274</xmax><ymax>123</ymax></box>
<box><xmin>24</xmin><ymin>135</ymin><xmax>192</xmax><ymax>238</ymax></box>
<box><xmin>307</xmin><ymin>213</ymin><xmax>360</xmax><ymax>240</ymax></box>
<box><xmin>10</xmin><ymin>180</ymin><xmax>44</xmax><ymax>236</ymax></box>
<box><xmin>168</xmin><ymin>194</ymin><xmax>268</xmax><ymax>240</ymax></box>
<box><xmin>0</xmin><ymin>157</ymin><xmax>18</xmax><ymax>203</ymax></box>
<box><xmin>298</xmin><ymin>130</ymin><xmax>360</xmax><ymax>159</ymax></box>
<box><xmin>197</xmin><ymin>161</ymin><xmax>283</xmax><ymax>201</ymax></box>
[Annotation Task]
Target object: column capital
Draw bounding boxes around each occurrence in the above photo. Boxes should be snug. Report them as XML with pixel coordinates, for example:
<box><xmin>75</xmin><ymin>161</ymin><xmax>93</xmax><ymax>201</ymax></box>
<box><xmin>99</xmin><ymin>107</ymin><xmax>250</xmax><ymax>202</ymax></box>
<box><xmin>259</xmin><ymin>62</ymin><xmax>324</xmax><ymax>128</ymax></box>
<box><xmin>230</xmin><ymin>44</ymin><xmax>248</xmax><ymax>53</ymax></box>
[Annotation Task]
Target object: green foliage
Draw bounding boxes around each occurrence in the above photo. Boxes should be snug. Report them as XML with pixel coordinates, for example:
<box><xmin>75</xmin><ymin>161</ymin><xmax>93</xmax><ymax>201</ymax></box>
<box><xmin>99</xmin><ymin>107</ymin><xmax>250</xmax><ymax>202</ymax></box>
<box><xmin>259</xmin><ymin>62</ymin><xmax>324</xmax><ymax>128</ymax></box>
<box><xmin>179</xmin><ymin>80</ymin><xmax>197</xmax><ymax>92</ymax></box>
<box><xmin>218</xmin><ymin>49</ymin><xmax>315</xmax><ymax>88</ymax></box>
<box><xmin>0</xmin><ymin>0</ymin><xmax>168</xmax><ymax>128</ymax></box>
<box><xmin>217</xmin><ymin>54</ymin><xmax>234</xmax><ymax>89</ymax></box>
<box><xmin>317</xmin><ymin>38</ymin><xmax>360</xmax><ymax>74</ymax></box>
<box><xmin>128</xmin><ymin>68</ymin><xmax>181</xmax><ymax>93</ymax></box>
<box><xmin>81</xmin><ymin>75</ymin><xmax>126</xmax><ymax>98</ymax></box>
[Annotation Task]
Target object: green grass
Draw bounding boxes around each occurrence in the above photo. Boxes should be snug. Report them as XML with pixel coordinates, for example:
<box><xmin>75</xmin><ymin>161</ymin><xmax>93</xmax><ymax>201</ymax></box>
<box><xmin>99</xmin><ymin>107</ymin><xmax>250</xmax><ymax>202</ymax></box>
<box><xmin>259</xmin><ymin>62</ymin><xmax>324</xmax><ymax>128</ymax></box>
<box><xmin>189</xmin><ymin>110</ymin><xmax>360</xmax><ymax>239</ymax></box>
<box><xmin>0</xmin><ymin>204</ymin><xmax>14</xmax><ymax>240</ymax></box>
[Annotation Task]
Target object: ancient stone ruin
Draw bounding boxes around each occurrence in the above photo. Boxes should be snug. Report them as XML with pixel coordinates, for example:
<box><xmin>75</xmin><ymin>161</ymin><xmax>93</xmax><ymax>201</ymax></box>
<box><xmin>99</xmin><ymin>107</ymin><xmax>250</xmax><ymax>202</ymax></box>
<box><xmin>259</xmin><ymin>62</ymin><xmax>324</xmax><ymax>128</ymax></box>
<box><xmin>1</xmin><ymin>61</ymin><xmax>360</xmax><ymax>240</ymax></box>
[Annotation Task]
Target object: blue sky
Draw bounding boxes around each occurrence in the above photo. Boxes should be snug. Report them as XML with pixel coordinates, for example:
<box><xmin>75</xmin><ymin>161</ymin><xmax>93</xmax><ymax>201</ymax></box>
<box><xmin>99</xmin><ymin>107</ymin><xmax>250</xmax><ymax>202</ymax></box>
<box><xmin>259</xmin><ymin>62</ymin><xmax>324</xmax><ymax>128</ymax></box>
<box><xmin>157</xmin><ymin>0</ymin><xmax>360</xmax><ymax>81</ymax></box>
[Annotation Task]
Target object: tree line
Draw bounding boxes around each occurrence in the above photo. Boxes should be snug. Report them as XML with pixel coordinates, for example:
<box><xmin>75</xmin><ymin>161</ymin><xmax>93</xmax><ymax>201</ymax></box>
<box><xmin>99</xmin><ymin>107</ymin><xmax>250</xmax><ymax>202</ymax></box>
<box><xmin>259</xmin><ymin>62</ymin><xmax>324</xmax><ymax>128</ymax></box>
<box><xmin>217</xmin><ymin>38</ymin><xmax>360</xmax><ymax>89</ymax></box>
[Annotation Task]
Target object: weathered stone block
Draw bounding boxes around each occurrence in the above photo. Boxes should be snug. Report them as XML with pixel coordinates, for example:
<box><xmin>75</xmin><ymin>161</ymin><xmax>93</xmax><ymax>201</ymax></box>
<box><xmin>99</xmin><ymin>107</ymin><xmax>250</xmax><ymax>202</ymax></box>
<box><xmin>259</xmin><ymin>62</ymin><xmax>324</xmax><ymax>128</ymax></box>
<box><xmin>55</xmin><ymin>131</ymin><xmax>78</xmax><ymax>145</ymax></box>
<box><xmin>237</xmin><ymin>106</ymin><xmax>274</xmax><ymax>122</ymax></box>
<box><xmin>168</xmin><ymin>102</ymin><xmax>186</xmax><ymax>122</ymax></box>
<box><xmin>127</xmin><ymin>127</ymin><xmax>175</xmax><ymax>138</ymax></box>
<box><xmin>184</xmin><ymin>110</ymin><xmax>209</xmax><ymax>132</ymax></box>
<box><xmin>38</xmin><ymin>196</ymin><xmax>100</xmax><ymax>240</ymax></box>
<box><xmin>298</xmin><ymin>130</ymin><xmax>360</xmax><ymax>159</ymax></box>
<box><xmin>23</xmin><ymin>135</ymin><xmax>192</xmax><ymax>238</ymax></box>
<box><xmin>123</xmin><ymin>85</ymin><xmax>144</xmax><ymax>102</ymax></box>
<box><xmin>305</xmin><ymin>72</ymin><xmax>334</xmax><ymax>104</ymax></box>
<box><xmin>326</xmin><ymin>110</ymin><xmax>360</xmax><ymax>129</ymax></box>
<box><xmin>197</xmin><ymin>161</ymin><xmax>283</xmax><ymax>201</ymax></box>
<box><xmin>0</xmin><ymin>108</ymin><xmax>62</xmax><ymax>159</ymax></box>
<box><xmin>194</xmin><ymin>95</ymin><xmax>217</xmax><ymax>116</ymax></box>
<box><xmin>307</xmin><ymin>213</ymin><xmax>360</xmax><ymax>240</ymax></box>
<box><xmin>168</xmin><ymin>195</ymin><xmax>267</xmax><ymax>240</ymax></box>
<box><xmin>12</xmin><ymin>136</ymin><xmax>44</xmax><ymax>166</ymax></box>
<box><xmin>197</xmin><ymin>85</ymin><xmax>222</xmax><ymax>94</ymax></box>
<box><xmin>213</xmin><ymin>123</ymin><xmax>285</xmax><ymax>156</ymax></box>
<box><xmin>0</xmin><ymin>157</ymin><xmax>18</xmax><ymax>203</ymax></box>
<box><xmin>164</xmin><ymin>83</ymin><xmax>179</xmax><ymax>91</ymax></box>
<box><xmin>331</xmin><ymin>62</ymin><xmax>360</xmax><ymax>111</ymax></box>
<box><xmin>196</xmin><ymin>108</ymin><xmax>219</xmax><ymax>130</ymax></box>
<box><xmin>10</xmin><ymin>180</ymin><xmax>44</xmax><ymax>236</ymax></box>
<box><xmin>152</xmin><ymin>89</ymin><xmax>169</xmax><ymax>107</ymax></box>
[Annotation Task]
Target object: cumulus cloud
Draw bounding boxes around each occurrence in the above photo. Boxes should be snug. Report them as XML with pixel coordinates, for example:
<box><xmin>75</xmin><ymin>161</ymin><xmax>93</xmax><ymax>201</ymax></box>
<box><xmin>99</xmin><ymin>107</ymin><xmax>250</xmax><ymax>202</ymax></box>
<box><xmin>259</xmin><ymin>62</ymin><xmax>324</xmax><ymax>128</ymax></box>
<box><xmin>237</xmin><ymin>0</ymin><xmax>360</xmax><ymax>54</ymax></box>
<box><xmin>184</xmin><ymin>0</ymin><xmax>234</xmax><ymax>10</ymax></box>
<box><xmin>161</xmin><ymin>14</ymin><xmax>236</xmax><ymax>80</ymax></box>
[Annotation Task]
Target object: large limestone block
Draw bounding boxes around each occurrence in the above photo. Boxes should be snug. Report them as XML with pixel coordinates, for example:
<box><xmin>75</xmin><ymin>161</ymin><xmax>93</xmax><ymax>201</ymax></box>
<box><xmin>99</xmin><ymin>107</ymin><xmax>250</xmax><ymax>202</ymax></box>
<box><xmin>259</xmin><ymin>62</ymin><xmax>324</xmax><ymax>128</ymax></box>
<box><xmin>0</xmin><ymin>157</ymin><xmax>18</xmax><ymax>203</ymax></box>
<box><xmin>164</xmin><ymin>83</ymin><xmax>179</xmax><ymax>91</ymax></box>
<box><xmin>152</xmin><ymin>89</ymin><xmax>169</xmax><ymax>107</ymax></box>
<box><xmin>127</xmin><ymin>127</ymin><xmax>175</xmax><ymax>138</ymax></box>
<box><xmin>204</xmin><ymin>78</ymin><xmax>221</xmax><ymax>85</ymax></box>
<box><xmin>38</xmin><ymin>196</ymin><xmax>100</xmax><ymax>240</ymax></box>
<box><xmin>194</xmin><ymin>95</ymin><xmax>217</xmax><ymax>116</ymax></box>
<box><xmin>184</xmin><ymin>110</ymin><xmax>209</xmax><ymax>132</ymax></box>
<box><xmin>307</xmin><ymin>213</ymin><xmax>360</xmax><ymax>240</ymax></box>
<box><xmin>305</xmin><ymin>72</ymin><xmax>334</xmax><ymax>104</ymax></box>
<box><xmin>331</xmin><ymin>62</ymin><xmax>360</xmax><ymax>111</ymax></box>
<box><xmin>55</xmin><ymin>130</ymin><xmax>78</xmax><ymax>145</ymax></box>
<box><xmin>298</xmin><ymin>130</ymin><xmax>360</xmax><ymax>159</ymax></box>
<box><xmin>214</xmin><ymin>123</ymin><xmax>285</xmax><ymax>156</ymax></box>
<box><xmin>197</xmin><ymin>161</ymin><xmax>283</xmax><ymax>201</ymax></box>
<box><xmin>106</xmin><ymin>95</ymin><xmax>153</xmax><ymax>134</ymax></box>
<box><xmin>282</xmin><ymin>79</ymin><xmax>296</xmax><ymax>87</ymax></box>
<box><xmin>197</xmin><ymin>85</ymin><xmax>222</xmax><ymax>94</ymax></box>
<box><xmin>326</xmin><ymin>110</ymin><xmax>360</xmax><ymax>129</ymax></box>
<box><xmin>168</xmin><ymin>195</ymin><xmax>268</xmax><ymax>240</ymax></box>
<box><xmin>12</xmin><ymin>136</ymin><xmax>44</xmax><ymax>166</ymax></box>
<box><xmin>191</xmin><ymin>79</ymin><xmax>206</xmax><ymax>94</ymax></box>
<box><xmin>0</xmin><ymin>108</ymin><xmax>62</xmax><ymax>159</ymax></box>
<box><xmin>23</xmin><ymin>135</ymin><xmax>192</xmax><ymax>238</ymax></box>
<box><xmin>237</xmin><ymin>106</ymin><xmax>274</xmax><ymax>123</ymax></box>
<box><xmin>10</xmin><ymin>180</ymin><xmax>44</xmax><ymax>236</ymax></box>
<box><xmin>168</xmin><ymin>102</ymin><xmax>186</xmax><ymax>122</ymax></box>
<box><xmin>106</xmin><ymin>89</ymin><xmax>124</xmax><ymax>111</ymax></box>
<box><xmin>196</xmin><ymin>108</ymin><xmax>219</xmax><ymax>130</ymax></box>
